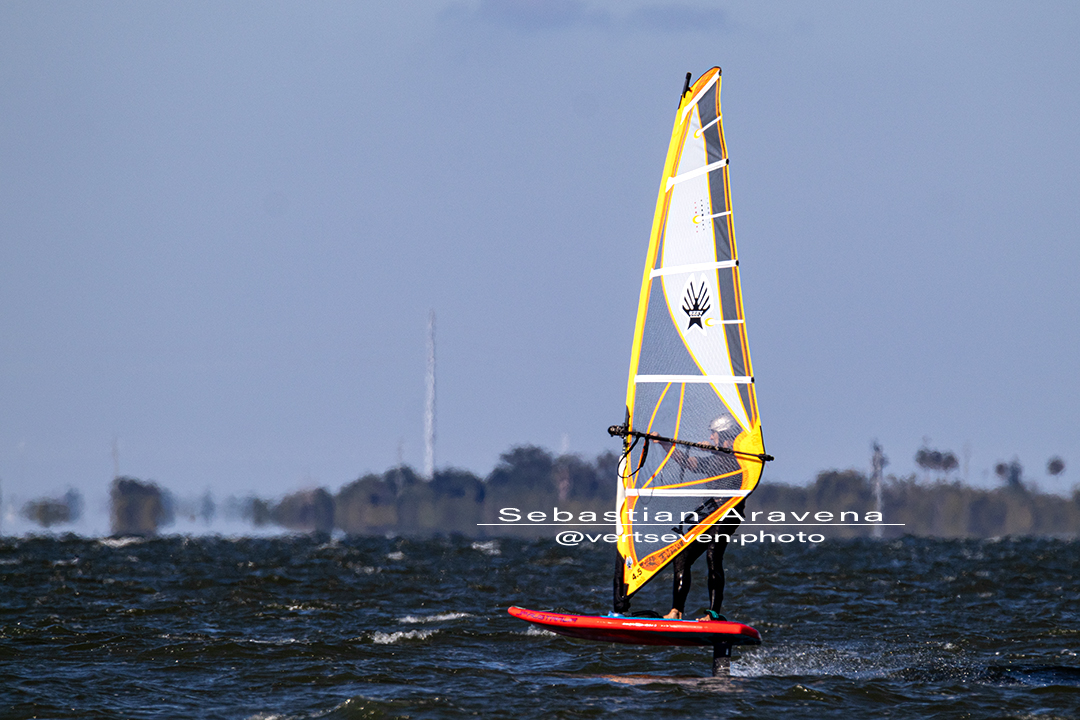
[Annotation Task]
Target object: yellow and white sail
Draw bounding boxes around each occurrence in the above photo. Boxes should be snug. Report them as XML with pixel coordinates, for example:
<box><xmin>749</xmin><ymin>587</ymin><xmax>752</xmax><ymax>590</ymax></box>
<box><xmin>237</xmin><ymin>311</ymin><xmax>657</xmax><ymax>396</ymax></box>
<box><xmin>614</xmin><ymin>68</ymin><xmax>769</xmax><ymax>597</ymax></box>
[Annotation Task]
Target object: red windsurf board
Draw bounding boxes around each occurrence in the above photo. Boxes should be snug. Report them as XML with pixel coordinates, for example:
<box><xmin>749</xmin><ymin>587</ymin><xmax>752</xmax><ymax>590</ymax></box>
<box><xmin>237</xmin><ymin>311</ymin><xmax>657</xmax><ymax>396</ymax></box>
<box><xmin>508</xmin><ymin>606</ymin><xmax>761</xmax><ymax>647</ymax></box>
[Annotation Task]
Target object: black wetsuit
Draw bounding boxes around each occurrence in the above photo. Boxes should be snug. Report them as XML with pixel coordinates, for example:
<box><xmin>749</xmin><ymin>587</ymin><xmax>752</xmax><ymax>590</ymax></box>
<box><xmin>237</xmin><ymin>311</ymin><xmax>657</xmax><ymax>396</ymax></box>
<box><xmin>670</xmin><ymin>442</ymin><xmax>744</xmax><ymax>616</ymax></box>
<box><xmin>614</xmin><ymin>441</ymin><xmax>745</xmax><ymax>616</ymax></box>
<box><xmin>670</xmin><ymin>499</ymin><xmax>744</xmax><ymax>616</ymax></box>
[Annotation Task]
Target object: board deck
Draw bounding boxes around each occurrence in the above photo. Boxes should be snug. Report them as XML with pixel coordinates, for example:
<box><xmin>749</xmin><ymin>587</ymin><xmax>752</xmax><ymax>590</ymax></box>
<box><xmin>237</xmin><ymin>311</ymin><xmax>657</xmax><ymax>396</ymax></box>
<box><xmin>508</xmin><ymin>606</ymin><xmax>761</xmax><ymax>647</ymax></box>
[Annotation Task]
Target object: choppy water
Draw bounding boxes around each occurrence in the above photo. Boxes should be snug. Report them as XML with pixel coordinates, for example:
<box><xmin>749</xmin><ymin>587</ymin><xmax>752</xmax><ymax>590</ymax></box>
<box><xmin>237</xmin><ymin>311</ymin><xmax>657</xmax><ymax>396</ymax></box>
<box><xmin>2</xmin><ymin>534</ymin><xmax>1080</xmax><ymax>719</ymax></box>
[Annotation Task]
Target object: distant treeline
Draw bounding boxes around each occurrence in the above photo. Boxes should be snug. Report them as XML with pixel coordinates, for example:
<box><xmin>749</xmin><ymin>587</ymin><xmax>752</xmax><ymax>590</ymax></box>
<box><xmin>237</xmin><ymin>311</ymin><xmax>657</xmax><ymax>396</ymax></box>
<box><xmin>23</xmin><ymin>445</ymin><xmax>1080</xmax><ymax>539</ymax></box>
<box><xmin>98</xmin><ymin>447</ymin><xmax>614</xmax><ymax>536</ymax></box>
<box><xmin>753</xmin><ymin>470</ymin><xmax>1080</xmax><ymax>539</ymax></box>
<box><xmin>240</xmin><ymin>446</ymin><xmax>617</xmax><ymax>538</ymax></box>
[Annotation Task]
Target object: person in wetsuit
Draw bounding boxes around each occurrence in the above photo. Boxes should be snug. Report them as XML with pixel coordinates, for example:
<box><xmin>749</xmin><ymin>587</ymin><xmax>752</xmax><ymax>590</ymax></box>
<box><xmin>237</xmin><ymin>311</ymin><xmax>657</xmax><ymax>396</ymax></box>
<box><xmin>661</xmin><ymin>415</ymin><xmax>744</xmax><ymax>620</ymax></box>
<box><xmin>613</xmin><ymin>415</ymin><xmax>744</xmax><ymax>620</ymax></box>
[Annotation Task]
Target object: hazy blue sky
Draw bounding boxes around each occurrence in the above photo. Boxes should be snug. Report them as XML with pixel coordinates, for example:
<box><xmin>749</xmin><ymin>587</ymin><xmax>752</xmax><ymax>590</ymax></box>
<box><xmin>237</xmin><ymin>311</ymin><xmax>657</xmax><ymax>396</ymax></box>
<box><xmin>2</xmin><ymin>1</ymin><xmax>1078</xmax><ymax>509</ymax></box>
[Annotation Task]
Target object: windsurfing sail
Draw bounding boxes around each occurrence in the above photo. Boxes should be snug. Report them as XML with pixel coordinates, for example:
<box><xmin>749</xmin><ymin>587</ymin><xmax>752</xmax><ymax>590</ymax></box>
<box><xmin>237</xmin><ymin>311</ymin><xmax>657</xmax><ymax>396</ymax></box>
<box><xmin>610</xmin><ymin>68</ymin><xmax>772</xmax><ymax>598</ymax></box>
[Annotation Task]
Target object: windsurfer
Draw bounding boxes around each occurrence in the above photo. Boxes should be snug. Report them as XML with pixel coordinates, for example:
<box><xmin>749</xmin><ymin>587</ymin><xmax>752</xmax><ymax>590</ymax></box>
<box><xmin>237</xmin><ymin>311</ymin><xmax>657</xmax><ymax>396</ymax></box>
<box><xmin>661</xmin><ymin>416</ymin><xmax>744</xmax><ymax>620</ymax></box>
<box><xmin>608</xmin><ymin>68</ymin><xmax>768</xmax><ymax>640</ymax></box>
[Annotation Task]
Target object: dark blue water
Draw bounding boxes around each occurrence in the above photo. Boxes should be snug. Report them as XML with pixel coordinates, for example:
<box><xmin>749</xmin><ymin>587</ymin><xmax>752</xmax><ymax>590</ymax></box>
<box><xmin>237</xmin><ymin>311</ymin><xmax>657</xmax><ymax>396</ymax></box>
<box><xmin>3</xmin><ymin>534</ymin><xmax>1079</xmax><ymax>719</ymax></box>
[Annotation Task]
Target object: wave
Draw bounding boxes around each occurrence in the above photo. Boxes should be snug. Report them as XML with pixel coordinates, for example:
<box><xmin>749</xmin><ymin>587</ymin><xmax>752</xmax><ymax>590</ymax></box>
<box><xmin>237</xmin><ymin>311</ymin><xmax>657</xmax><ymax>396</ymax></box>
<box><xmin>98</xmin><ymin>536</ymin><xmax>145</xmax><ymax>548</ymax></box>
<box><xmin>398</xmin><ymin>612</ymin><xmax>471</xmax><ymax>624</ymax></box>
<box><xmin>371</xmin><ymin>629</ymin><xmax>439</xmax><ymax>644</ymax></box>
<box><xmin>471</xmin><ymin>540</ymin><xmax>501</xmax><ymax>556</ymax></box>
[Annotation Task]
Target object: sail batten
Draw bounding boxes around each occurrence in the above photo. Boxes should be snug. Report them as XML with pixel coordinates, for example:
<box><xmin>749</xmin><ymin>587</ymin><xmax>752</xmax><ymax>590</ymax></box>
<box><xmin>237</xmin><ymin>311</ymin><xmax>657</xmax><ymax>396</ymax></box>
<box><xmin>614</xmin><ymin>68</ymin><xmax>770</xmax><ymax>598</ymax></box>
<box><xmin>649</xmin><ymin>259</ymin><xmax>737</xmax><ymax>277</ymax></box>
<box><xmin>635</xmin><ymin>375</ymin><xmax>753</xmax><ymax>384</ymax></box>
<box><xmin>666</xmin><ymin>158</ymin><xmax>728</xmax><ymax>189</ymax></box>
<box><xmin>626</xmin><ymin>489</ymin><xmax>750</xmax><ymax>497</ymax></box>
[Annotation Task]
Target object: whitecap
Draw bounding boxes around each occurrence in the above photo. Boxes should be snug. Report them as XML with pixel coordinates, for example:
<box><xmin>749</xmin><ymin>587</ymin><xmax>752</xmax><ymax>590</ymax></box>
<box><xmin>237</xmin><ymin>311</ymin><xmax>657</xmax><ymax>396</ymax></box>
<box><xmin>371</xmin><ymin>629</ymin><xmax>437</xmax><ymax>644</ymax></box>
<box><xmin>245</xmin><ymin>637</ymin><xmax>300</xmax><ymax>646</ymax></box>
<box><xmin>348</xmin><ymin>564</ymin><xmax>378</xmax><ymax>575</ymax></box>
<box><xmin>398</xmin><ymin>612</ymin><xmax>470</xmax><ymax>624</ymax></box>
<box><xmin>471</xmin><ymin>540</ymin><xmax>501</xmax><ymax>556</ymax></box>
<box><xmin>99</xmin><ymin>537</ymin><xmax>144</xmax><ymax>548</ymax></box>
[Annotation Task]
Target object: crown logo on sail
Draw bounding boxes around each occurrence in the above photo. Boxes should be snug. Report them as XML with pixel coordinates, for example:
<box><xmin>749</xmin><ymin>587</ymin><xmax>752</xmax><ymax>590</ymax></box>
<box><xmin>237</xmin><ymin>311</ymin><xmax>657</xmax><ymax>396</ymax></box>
<box><xmin>682</xmin><ymin>279</ymin><xmax>711</xmax><ymax>330</ymax></box>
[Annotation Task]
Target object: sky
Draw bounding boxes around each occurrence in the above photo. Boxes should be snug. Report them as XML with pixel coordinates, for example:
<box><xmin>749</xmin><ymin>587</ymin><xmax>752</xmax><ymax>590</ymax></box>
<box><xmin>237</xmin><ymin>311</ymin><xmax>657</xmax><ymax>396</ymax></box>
<box><xmin>2</xmin><ymin>1</ymin><xmax>1078</xmax><ymax>521</ymax></box>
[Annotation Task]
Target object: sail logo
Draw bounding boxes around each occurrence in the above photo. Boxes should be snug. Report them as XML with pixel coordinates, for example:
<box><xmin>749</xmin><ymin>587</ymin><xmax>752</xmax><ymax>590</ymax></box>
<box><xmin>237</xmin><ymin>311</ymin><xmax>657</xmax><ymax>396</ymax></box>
<box><xmin>680</xmin><ymin>275</ymin><xmax>713</xmax><ymax>332</ymax></box>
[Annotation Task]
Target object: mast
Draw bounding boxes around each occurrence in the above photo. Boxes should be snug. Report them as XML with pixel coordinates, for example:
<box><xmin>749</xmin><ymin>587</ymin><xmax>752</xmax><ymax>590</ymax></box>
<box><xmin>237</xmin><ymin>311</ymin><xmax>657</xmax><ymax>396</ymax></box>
<box><xmin>423</xmin><ymin>310</ymin><xmax>436</xmax><ymax>480</ymax></box>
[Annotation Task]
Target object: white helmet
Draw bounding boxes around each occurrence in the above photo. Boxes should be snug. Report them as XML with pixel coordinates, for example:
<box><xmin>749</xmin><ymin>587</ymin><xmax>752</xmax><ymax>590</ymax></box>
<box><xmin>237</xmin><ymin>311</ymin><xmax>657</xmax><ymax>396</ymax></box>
<box><xmin>709</xmin><ymin>416</ymin><xmax>736</xmax><ymax>434</ymax></box>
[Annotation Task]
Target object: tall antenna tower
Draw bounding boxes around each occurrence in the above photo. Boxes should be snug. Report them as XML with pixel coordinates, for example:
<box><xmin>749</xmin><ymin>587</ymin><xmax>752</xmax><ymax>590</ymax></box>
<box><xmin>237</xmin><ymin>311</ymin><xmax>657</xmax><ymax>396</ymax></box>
<box><xmin>871</xmin><ymin>441</ymin><xmax>888</xmax><ymax>539</ymax></box>
<box><xmin>423</xmin><ymin>310</ymin><xmax>436</xmax><ymax>480</ymax></box>
<box><xmin>112</xmin><ymin>437</ymin><xmax>120</xmax><ymax>479</ymax></box>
